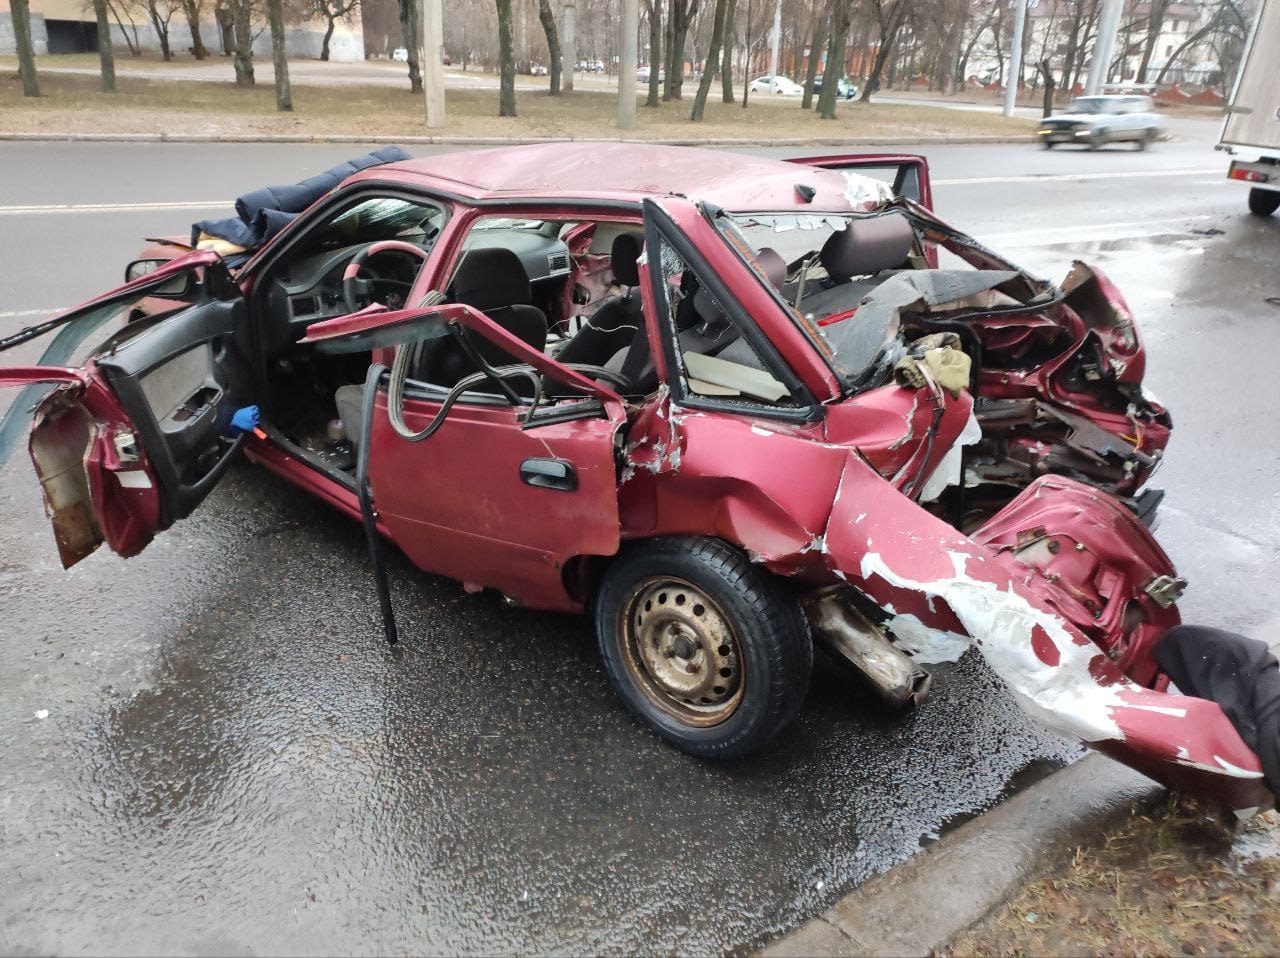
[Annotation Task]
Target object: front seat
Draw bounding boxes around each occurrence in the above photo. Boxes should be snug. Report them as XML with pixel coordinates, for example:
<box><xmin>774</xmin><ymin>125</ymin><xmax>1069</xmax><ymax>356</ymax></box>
<box><xmin>800</xmin><ymin>212</ymin><xmax>916</xmax><ymax>318</ymax></box>
<box><xmin>555</xmin><ymin>232</ymin><xmax>645</xmax><ymax>368</ymax></box>
<box><xmin>336</xmin><ymin>247</ymin><xmax>548</xmax><ymax>446</ymax></box>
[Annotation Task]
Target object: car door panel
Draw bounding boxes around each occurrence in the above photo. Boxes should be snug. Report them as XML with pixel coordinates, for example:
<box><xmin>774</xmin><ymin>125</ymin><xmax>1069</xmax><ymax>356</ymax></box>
<box><xmin>367</xmin><ymin>391</ymin><xmax>621</xmax><ymax>609</ymax></box>
<box><xmin>0</xmin><ymin>254</ymin><xmax>254</xmax><ymax>566</ymax></box>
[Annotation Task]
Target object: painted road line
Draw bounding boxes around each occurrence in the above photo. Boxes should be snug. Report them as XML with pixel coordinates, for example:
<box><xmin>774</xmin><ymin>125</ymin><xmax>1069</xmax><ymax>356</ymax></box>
<box><xmin>0</xmin><ymin>200</ymin><xmax>230</xmax><ymax>216</ymax></box>
<box><xmin>976</xmin><ymin>214</ymin><xmax>1216</xmax><ymax>245</ymax></box>
<box><xmin>0</xmin><ymin>308</ymin><xmax>68</xmax><ymax>319</ymax></box>
<box><xmin>934</xmin><ymin>168</ymin><xmax>1224</xmax><ymax>186</ymax></box>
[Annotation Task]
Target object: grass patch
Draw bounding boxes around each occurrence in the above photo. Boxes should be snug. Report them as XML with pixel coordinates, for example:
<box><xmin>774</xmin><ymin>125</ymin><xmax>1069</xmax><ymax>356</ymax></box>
<box><xmin>946</xmin><ymin>797</ymin><xmax>1280</xmax><ymax>957</ymax></box>
<box><xmin>0</xmin><ymin>68</ymin><xmax>1036</xmax><ymax>141</ymax></box>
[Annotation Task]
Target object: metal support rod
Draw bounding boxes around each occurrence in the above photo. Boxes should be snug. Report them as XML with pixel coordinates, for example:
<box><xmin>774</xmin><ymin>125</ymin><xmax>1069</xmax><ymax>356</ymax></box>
<box><xmin>768</xmin><ymin>0</ymin><xmax>782</xmax><ymax>79</ymax></box>
<box><xmin>1085</xmin><ymin>0</ymin><xmax>1125</xmax><ymax>95</ymax></box>
<box><xmin>618</xmin><ymin>0</ymin><xmax>639</xmax><ymax>129</ymax></box>
<box><xmin>423</xmin><ymin>0</ymin><xmax>446</xmax><ymax>128</ymax></box>
<box><xmin>1003</xmin><ymin>0</ymin><xmax>1028</xmax><ymax>117</ymax></box>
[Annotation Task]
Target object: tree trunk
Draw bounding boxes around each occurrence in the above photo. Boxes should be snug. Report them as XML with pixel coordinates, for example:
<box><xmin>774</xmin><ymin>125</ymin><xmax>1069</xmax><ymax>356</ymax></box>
<box><xmin>321</xmin><ymin>14</ymin><xmax>335</xmax><ymax>60</ymax></box>
<box><xmin>231</xmin><ymin>0</ymin><xmax>254</xmax><ymax>85</ymax></box>
<box><xmin>801</xmin><ymin>16</ymin><xmax>825</xmax><ymax>109</ymax></box>
<box><xmin>858</xmin><ymin>0</ymin><xmax>902</xmax><ymax>102</ymax></box>
<box><xmin>1037</xmin><ymin>57</ymin><xmax>1055</xmax><ymax>116</ymax></box>
<box><xmin>690</xmin><ymin>0</ymin><xmax>728</xmax><ymax>120</ymax></box>
<box><xmin>537</xmin><ymin>0</ymin><xmax>562</xmax><ymax>94</ymax></box>
<box><xmin>1136</xmin><ymin>0</ymin><xmax>1169</xmax><ymax>83</ymax></box>
<box><xmin>216</xmin><ymin>2</ymin><xmax>234</xmax><ymax>55</ymax></box>
<box><xmin>664</xmin><ymin>0</ymin><xmax>698</xmax><ymax>100</ymax></box>
<box><xmin>9</xmin><ymin>0</ymin><xmax>40</xmax><ymax>97</ymax></box>
<box><xmin>183</xmin><ymin>0</ymin><xmax>207</xmax><ymax>58</ymax></box>
<box><xmin>739</xmin><ymin>0</ymin><xmax>750</xmax><ymax>107</ymax></box>
<box><xmin>645</xmin><ymin>0</ymin><xmax>662</xmax><ymax>106</ymax></box>
<box><xmin>662</xmin><ymin>0</ymin><xmax>675</xmax><ymax>99</ymax></box>
<box><xmin>496</xmin><ymin>0</ymin><xmax>517</xmax><ymax>115</ymax></box>
<box><xmin>93</xmin><ymin>0</ymin><xmax>117</xmax><ymax>91</ymax></box>
<box><xmin>561</xmin><ymin>0</ymin><xmax>575</xmax><ymax>91</ymax></box>
<box><xmin>148</xmin><ymin>1</ymin><xmax>172</xmax><ymax>60</ymax></box>
<box><xmin>817</xmin><ymin>0</ymin><xmax>850</xmax><ymax>118</ymax></box>
<box><xmin>398</xmin><ymin>0</ymin><xmax>422</xmax><ymax>92</ymax></box>
<box><xmin>720</xmin><ymin>0</ymin><xmax>735</xmax><ymax>102</ymax></box>
<box><xmin>1154</xmin><ymin>16</ymin><xmax>1219</xmax><ymax>86</ymax></box>
<box><xmin>267</xmin><ymin>0</ymin><xmax>292</xmax><ymax>109</ymax></box>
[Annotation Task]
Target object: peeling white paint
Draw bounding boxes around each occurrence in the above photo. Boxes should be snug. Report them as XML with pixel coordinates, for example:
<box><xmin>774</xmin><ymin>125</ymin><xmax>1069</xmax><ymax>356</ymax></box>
<box><xmin>887</xmin><ymin>612</ymin><xmax>970</xmax><ymax>664</ymax></box>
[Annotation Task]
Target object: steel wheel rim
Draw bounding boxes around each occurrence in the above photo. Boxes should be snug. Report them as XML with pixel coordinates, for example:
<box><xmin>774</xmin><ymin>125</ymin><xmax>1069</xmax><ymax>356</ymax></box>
<box><xmin>619</xmin><ymin>576</ymin><xmax>744</xmax><ymax>727</ymax></box>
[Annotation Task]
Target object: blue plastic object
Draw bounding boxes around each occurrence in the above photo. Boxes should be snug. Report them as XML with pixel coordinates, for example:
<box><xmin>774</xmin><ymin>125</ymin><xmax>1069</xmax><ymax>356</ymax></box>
<box><xmin>229</xmin><ymin>405</ymin><xmax>260</xmax><ymax>433</ymax></box>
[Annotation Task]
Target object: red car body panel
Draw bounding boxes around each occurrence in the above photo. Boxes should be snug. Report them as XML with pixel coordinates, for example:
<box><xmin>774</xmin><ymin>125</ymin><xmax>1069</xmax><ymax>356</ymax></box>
<box><xmin>0</xmin><ymin>144</ymin><xmax>1270</xmax><ymax>812</ymax></box>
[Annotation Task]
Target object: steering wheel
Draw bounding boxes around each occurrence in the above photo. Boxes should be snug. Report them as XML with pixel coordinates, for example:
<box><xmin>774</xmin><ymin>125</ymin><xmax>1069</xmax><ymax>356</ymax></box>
<box><xmin>343</xmin><ymin>240</ymin><xmax>431</xmax><ymax>313</ymax></box>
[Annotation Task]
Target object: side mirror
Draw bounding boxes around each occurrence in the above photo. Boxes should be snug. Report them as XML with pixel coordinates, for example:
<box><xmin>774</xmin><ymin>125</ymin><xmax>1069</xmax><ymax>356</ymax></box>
<box><xmin>125</xmin><ymin>258</ymin><xmax>194</xmax><ymax>297</ymax></box>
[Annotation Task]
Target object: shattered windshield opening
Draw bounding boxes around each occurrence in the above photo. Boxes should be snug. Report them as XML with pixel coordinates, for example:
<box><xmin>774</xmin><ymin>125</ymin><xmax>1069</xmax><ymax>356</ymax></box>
<box><xmin>719</xmin><ymin>205</ymin><xmax>1057</xmax><ymax>395</ymax></box>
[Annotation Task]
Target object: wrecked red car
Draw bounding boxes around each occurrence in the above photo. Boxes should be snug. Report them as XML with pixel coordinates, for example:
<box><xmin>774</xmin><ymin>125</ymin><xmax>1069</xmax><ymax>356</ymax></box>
<box><xmin>1</xmin><ymin>144</ymin><xmax>1273</xmax><ymax>814</ymax></box>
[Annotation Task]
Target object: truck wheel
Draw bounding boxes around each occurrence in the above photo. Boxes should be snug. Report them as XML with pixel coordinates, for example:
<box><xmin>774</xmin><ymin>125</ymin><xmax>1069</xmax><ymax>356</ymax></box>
<box><xmin>1249</xmin><ymin>188</ymin><xmax>1280</xmax><ymax>216</ymax></box>
<box><xmin>595</xmin><ymin>536</ymin><xmax>813</xmax><ymax>759</ymax></box>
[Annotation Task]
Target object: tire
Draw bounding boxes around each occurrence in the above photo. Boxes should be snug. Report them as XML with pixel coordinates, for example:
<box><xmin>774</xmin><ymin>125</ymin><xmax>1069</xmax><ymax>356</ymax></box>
<box><xmin>1249</xmin><ymin>188</ymin><xmax>1280</xmax><ymax>217</ymax></box>
<box><xmin>1042</xmin><ymin>138</ymin><xmax>1055</xmax><ymax>150</ymax></box>
<box><xmin>1135</xmin><ymin>132</ymin><xmax>1149</xmax><ymax>151</ymax></box>
<box><xmin>594</xmin><ymin>536</ymin><xmax>813</xmax><ymax>759</ymax></box>
<box><xmin>1088</xmin><ymin>131</ymin><xmax>1106</xmax><ymax>151</ymax></box>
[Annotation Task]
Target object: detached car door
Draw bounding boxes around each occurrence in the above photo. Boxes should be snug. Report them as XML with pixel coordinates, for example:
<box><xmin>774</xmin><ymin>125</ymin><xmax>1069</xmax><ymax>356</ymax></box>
<box><xmin>0</xmin><ymin>252</ymin><xmax>257</xmax><ymax>567</ymax></box>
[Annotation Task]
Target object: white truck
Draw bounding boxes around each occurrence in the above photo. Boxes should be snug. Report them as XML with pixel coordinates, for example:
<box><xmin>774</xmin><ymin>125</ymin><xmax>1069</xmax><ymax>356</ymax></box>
<box><xmin>1219</xmin><ymin>0</ymin><xmax>1280</xmax><ymax>215</ymax></box>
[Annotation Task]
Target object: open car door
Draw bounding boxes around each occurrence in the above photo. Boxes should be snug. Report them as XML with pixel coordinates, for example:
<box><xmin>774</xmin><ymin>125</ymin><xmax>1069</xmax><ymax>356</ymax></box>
<box><xmin>785</xmin><ymin>153</ymin><xmax>934</xmax><ymax>210</ymax></box>
<box><xmin>0</xmin><ymin>251</ymin><xmax>257</xmax><ymax>567</ymax></box>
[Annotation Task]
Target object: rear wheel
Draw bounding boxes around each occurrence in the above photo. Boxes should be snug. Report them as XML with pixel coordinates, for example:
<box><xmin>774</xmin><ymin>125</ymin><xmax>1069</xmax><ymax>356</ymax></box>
<box><xmin>1249</xmin><ymin>188</ymin><xmax>1280</xmax><ymax>217</ymax></box>
<box><xmin>1135</xmin><ymin>131</ymin><xmax>1150</xmax><ymax>151</ymax></box>
<box><xmin>595</xmin><ymin>536</ymin><xmax>813</xmax><ymax>759</ymax></box>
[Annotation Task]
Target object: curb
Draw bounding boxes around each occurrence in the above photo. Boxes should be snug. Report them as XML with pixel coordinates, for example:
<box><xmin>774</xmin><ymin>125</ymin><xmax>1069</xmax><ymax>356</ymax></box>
<box><xmin>0</xmin><ymin>132</ymin><xmax>1036</xmax><ymax>147</ymax></box>
<box><xmin>759</xmin><ymin>753</ymin><xmax>1161</xmax><ymax>957</ymax></box>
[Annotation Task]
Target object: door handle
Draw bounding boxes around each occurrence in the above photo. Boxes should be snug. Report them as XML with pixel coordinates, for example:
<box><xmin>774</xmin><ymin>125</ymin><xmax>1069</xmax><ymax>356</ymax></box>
<box><xmin>520</xmin><ymin>458</ymin><xmax>577</xmax><ymax>491</ymax></box>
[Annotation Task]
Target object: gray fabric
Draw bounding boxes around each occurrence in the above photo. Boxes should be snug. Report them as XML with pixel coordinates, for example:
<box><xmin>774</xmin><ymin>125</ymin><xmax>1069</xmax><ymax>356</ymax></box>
<box><xmin>451</xmin><ymin>247</ymin><xmax>532</xmax><ymax>312</ymax></box>
<box><xmin>335</xmin><ymin>384</ymin><xmax>366</xmax><ymax>448</ymax></box>
<box><xmin>819</xmin><ymin>212</ymin><xmax>915</xmax><ymax>280</ymax></box>
<box><xmin>754</xmin><ymin>247</ymin><xmax>787</xmax><ymax>289</ymax></box>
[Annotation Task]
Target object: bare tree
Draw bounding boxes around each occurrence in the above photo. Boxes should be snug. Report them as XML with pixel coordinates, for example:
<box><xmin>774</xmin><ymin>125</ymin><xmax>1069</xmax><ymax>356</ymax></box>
<box><xmin>398</xmin><ymin>0</ymin><xmax>422</xmax><ymax>91</ymax></box>
<box><xmin>817</xmin><ymin>0</ymin><xmax>851</xmax><ymax>118</ymax></box>
<box><xmin>9</xmin><ymin>0</ymin><xmax>39</xmax><ymax>96</ymax></box>
<box><xmin>226</xmin><ymin>0</ymin><xmax>256</xmax><ymax>84</ymax></box>
<box><xmin>537</xmin><ymin>0</ymin><xmax>563</xmax><ymax>92</ymax></box>
<box><xmin>181</xmin><ymin>0</ymin><xmax>209</xmax><ymax>57</ymax></box>
<box><xmin>266</xmin><ymin>0</ymin><xmax>292</xmax><ymax>108</ymax></box>
<box><xmin>92</xmin><ymin>0</ymin><xmax>117</xmax><ymax>90</ymax></box>
<box><xmin>690</xmin><ymin>0</ymin><xmax>729</xmax><ymax>119</ymax></box>
<box><xmin>663</xmin><ymin>0</ymin><xmax>700</xmax><ymax>99</ymax></box>
<box><xmin>720</xmin><ymin>0</ymin><xmax>735</xmax><ymax>102</ymax></box>
<box><xmin>496</xmin><ymin>0</ymin><xmax>517</xmax><ymax>115</ymax></box>
<box><xmin>801</xmin><ymin>13</ymin><xmax>825</xmax><ymax>110</ymax></box>
<box><xmin>311</xmin><ymin>0</ymin><xmax>360</xmax><ymax>60</ymax></box>
<box><xmin>1136</xmin><ymin>0</ymin><xmax>1174</xmax><ymax>83</ymax></box>
<box><xmin>144</xmin><ymin>0</ymin><xmax>178</xmax><ymax>60</ymax></box>
<box><xmin>644</xmin><ymin>0</ymin><xmax>662</xmax><ymax>105</ymax></box>
<box><xmin>858</xmin><ymin>0</ymin><xmax>905</xmax><ymax>102</ymax></box>
<box><xmin>107</xmin><ymin>0</ymin><xmax>143</xmax><ymax>55</ymax></box>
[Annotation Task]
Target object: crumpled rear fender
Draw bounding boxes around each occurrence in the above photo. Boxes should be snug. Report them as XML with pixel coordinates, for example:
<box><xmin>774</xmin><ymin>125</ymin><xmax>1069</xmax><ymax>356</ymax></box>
<box><xmin>822</xmin><ymin>455</ymin><xmax>1272</xmax><ymax>812</ymax></box>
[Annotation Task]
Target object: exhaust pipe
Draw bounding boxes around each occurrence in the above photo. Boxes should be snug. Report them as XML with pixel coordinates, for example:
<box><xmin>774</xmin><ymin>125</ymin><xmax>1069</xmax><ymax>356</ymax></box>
<box><xmin>803</xmin><ymin>588</ymin><xmax>932</xmax><ymax>709</ymax></box>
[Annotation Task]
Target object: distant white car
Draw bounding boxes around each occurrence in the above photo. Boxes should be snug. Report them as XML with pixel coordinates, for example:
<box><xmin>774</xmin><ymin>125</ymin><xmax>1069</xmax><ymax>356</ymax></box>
<box><xmin>392</xmin><ymin>47</ymin><xmax>408</xmax><ymax>63</ymax></box>
<box><xmin>749</xmin><ymin>75</ymin><xmax>803</xmax><ymax>96</ymax></box>
<box><xmin>1037</xmin><ymin>95</ymin><xmax>1165</xmax><ymax>150</ymax></box>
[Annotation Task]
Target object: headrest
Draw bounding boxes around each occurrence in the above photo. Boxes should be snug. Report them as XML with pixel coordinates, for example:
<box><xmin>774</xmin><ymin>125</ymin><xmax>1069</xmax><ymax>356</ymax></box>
<box><xmin>611</xmin><ymin>232</ymin><xmax>643</xmax><ymax>287</ymax></box>
<box><xmin>754</xmin><ymin>247</ymin><xmax>787</xmax><ymax>289</ymax></box>
<box><xmin>819</xmin><ymin>212</ymin><xmax>915</xmax><ymax>281</ymax></box>
<box><xmin>693</xmin><ymin>286</ymin><xmax>729</xmax><ymax>330</ymax></box>
<box><xmin>452</xmin><ymin>247</ymin><xmax>531</xmax><ymax>312</ymax></box>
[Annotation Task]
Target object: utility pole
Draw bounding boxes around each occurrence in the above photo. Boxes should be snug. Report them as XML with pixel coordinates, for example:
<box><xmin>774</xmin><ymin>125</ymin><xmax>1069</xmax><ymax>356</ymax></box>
<box><xmin>768</xmin><ymin>0</ymin><xmax>782</xmax><ymax>78</ymax></box>
<box><xmin>1003</xmin><ymin>0</ymin><xmax>1027</xmax><ymax>116</ymax></box>
<box><xmin>423</xmin><ymin>0</ymin><xmax>445</xmax><ymax>127</ymax></box>
<box><xmin>619</xmin><ymin>0</ymin><xmax>638</xmax><ymax>128</ymax></box>
<box><xmin>1085</xmin><ymin>0</ymin><xmax>1124</xmax><ymax>94</ymax></box>
<box><xmin>563</xmin><ymin>0</ymin><xmax>576</xmax><ymax>91</ymax></box>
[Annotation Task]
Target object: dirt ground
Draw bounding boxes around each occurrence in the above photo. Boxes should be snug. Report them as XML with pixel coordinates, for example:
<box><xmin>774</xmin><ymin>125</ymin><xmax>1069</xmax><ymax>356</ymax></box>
<box><xmin>0</xmin><ymin>68</ymin><xmax>1036</xmax><ymax>141</ymax></box>
<box><xmin>946</xmin><ymin>797</ymin><xmax>1280</xmax><ymax>958</ymax></box>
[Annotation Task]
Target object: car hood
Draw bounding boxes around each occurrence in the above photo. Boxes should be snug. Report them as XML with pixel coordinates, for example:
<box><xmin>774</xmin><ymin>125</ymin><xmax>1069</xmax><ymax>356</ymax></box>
<box><xmin>1043</xmin><ymin>111</ymin><xmax>1103</xmax><ymax>123</ymax></box>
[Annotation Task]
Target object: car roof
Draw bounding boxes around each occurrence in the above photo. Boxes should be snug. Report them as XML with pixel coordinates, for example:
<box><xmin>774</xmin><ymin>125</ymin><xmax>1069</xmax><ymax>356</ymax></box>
<box><xmin>372</xmin><ymin>142</ymin><xmax>887</xmax><ymax>213</ymax></box>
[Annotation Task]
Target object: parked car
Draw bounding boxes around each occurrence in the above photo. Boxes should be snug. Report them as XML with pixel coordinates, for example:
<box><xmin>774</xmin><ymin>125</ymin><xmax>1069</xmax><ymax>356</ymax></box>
<box><xmin>1</xmin><ymin>144</ymin><xmax>1271</xmax><ymax>813</ymax></box>
<box><xmin>531</xmin><ymin>63</ymin><xmax>548</xmax><ymax>76</ymax></box>
<box><xmin>749</xmin><ymin>75</ymin><xmax>804</xmax><ymax>96</ymax></box>
<box><xmin>1037</xmin><ymin>94</ymin><xmax>1165</xmax><ymax>150</ymax></box>
<box><xmin>636</xmin><ymin>65</ymin><xmax>665</xmax><ymax>83</ymax></box>
<box><xmin>392</xmin><ymin>47</ymin><xmax>408</xmax><ymax>62</ymax></box>
<box><xmin>812</xmin><ymin>76</ymin><xmax>858</xmax><ymax>100</ymax></box>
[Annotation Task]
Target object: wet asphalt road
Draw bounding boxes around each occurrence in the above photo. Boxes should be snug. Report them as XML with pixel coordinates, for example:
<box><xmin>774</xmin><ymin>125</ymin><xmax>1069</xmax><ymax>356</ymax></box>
<box><xmin>2</xmin><ymin>123</ymin><xmax>1279</xmax><ymax>955</ymax></box>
